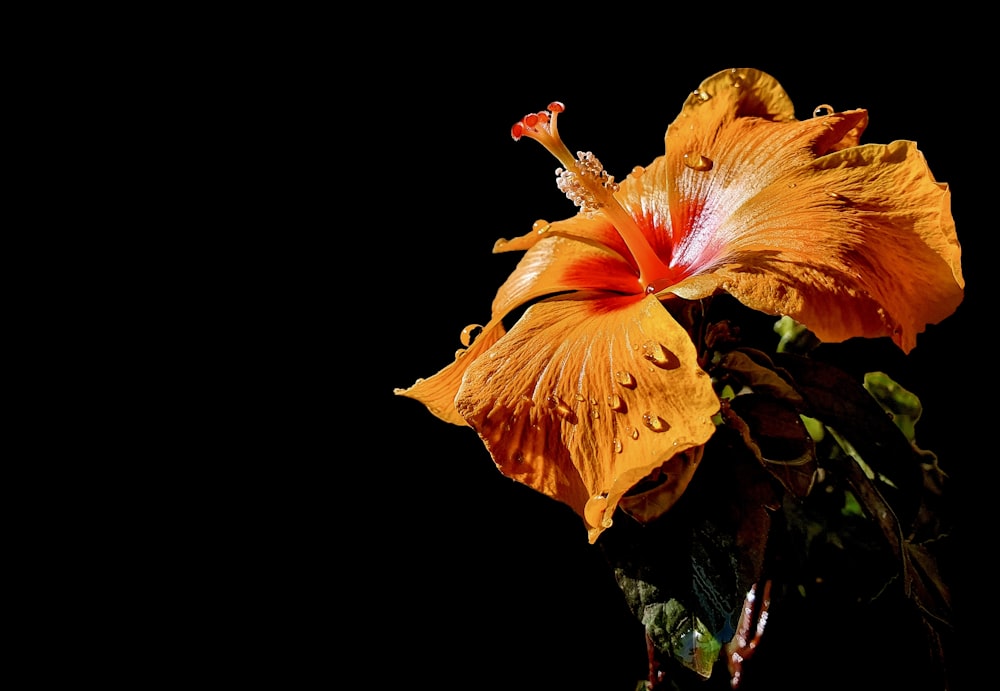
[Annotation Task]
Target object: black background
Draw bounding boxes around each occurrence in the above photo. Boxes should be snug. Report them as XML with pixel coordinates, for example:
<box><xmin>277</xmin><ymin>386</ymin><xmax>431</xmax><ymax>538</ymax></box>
<box><xmin>340</xmin><ymin>27</ymin><xmax>984</xmax><ymax>691</ymax></box>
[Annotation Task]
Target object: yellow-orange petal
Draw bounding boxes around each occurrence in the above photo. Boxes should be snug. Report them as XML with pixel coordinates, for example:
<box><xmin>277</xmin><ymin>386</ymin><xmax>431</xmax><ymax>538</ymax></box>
<box><xmin>490</xmin><ymin>234</ymin><xmax>641</xmax><ymax>319</ymax></box>
<box><xmin>494</xmin><ymin>214</ymin><xmax>633</xmax><ymax>271</ymax></box>
<box><xmin>454</xmin><ymin>293</ymin><xmax>719</xmax><ymax>543</ymax></box>
<box><xmin>397</xmin><ymin>230</ymin><xmax>648</xmax><ymax>427</ymax></box>
<box><xmin>663</xmin><ymin>69</ymin><xmax>799</xmax><ymax>238</ymax></box>
<box><xmin>668</xmin><ymin>138</ymin><xmax>962</xmax><ymax>352</ymax></box>
<box><xmin>613</xmin><ymin>67</ymin><xmax>964</xmax><ymax>352</ymax></box>
<box><xmin>394</xmin><ymin>318</ymin><xmax>507</xmax><ymax>426</ymax></box>
<box><xmin>617</xmin><ymin>445</ymin><xmax>704</xmax><ymax>523</ymax></box>
<box><xmin>674</xmin><ymin>68</ymin><xmax>797</xmax><ymax>128</ymax></box>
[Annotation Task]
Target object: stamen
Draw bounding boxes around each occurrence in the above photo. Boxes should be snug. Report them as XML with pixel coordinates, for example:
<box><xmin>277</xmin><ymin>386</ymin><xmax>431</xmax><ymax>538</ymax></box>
<box><xmin>511</xmin><ymin>102</ymin><xmax>576</xmax><ymax>169</ymax></box>
<box><xmin>512</xmin><ymin>103</ymin><xmax>674</xmax><ymax>291</ymax></box>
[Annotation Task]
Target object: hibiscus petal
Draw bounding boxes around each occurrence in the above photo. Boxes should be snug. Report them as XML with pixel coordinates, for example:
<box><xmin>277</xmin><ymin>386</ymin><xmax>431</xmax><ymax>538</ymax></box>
<box><xmin>495</xmin><ymin>214</ymin><xmax>632</xmax><ymax>261</ymax></box>
<box><xmin>674</xmin><ymin>68</ymin><xmax>797</xmax><ymax>126</ymax></box>
<box><xmin>491</xmin><ymin>234</ymin><xmax>640</xmax><ymax>318</ymax></box>
<box><xmin>608</xmin><ymin>67</ymin><xmax>963</xmax><ymax>353</ymax></box>
<box><xmin>395</xmin><ymin>231</ymin><xmax>644</xmax><ymax>427</ymax></box>
<box><xmin>394</xmin><ymin>318</ymin><xmax>506</xmax><ymax>426</ymax></box>
<box><xmin>454</xmin><ymin>293</ymin><xmax>719</xmax><ymax>543</ymax></box>
<box><xmin>667</xmin><ymin>138</ymin><xmax>962</xmax><ymax>352</ymax></box>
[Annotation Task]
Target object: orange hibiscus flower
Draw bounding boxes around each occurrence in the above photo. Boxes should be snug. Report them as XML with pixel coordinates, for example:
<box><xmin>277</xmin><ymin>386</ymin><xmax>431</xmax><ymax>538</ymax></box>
<box><xmin>395</xmin><ymin>68</ymin><xmax>963</xmax><ymax>543</ymax></box>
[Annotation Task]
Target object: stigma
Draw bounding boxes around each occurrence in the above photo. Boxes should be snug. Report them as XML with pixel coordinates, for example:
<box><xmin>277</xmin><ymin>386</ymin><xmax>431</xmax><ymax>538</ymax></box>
<box><xmin>512</xmin><ymin>103</ymin><xmax>674</xmax><ymax>293</ymax></box>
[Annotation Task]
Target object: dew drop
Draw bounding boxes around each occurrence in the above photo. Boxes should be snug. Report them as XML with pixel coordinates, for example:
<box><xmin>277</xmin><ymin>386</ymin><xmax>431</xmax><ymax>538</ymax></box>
<box><xmin>584</xmin><ymin>494</ymin><xmax>608</xmax><ymax>528</ymax></box>
<box><xmin>613</xmin><ymin>438</ymin><xmax>623</xmax><ymax>454</ymax></box>
<box><xmin>545</xmin><ymin>394</ymin><xmax>577</xmax><ymax>422</ymax></box>
<box><xmin>642</xmin><ymin>341</ymin><xmax>680</xmax><ymax>369</ymax></box>
<box><xmin>642</xmin><ymin>412</ymin><xmax>670</xmax><ymax>433</ymax></box>
<box><xmin>631</xmin><ymin>165</ymin><xmax>645</xmax><ymax>176</ymax></box>
<box><xmin>692</xmin><ymin>88</ymin><xmax>711</xmax><ymax>102</ymax></box>
<box><xmin>826</xmin><ymin>190</ymin><xmax>847</xmax><ymax>201</ymax></box>
<box><xmin>614</xmin><ymin>371</ymin><xmax>637</xmax><ymax>389</ymax></box>
<box><xmin>607</xmin><ymin>393</ymin><xmax>627</xmax><ymax>412</ymax></box>
<box><xmin>631</xmin><ymin>428</ymin><xmax>640</xmax><ymax>440</ymax></box>
<box><xmin>812</xmin><ymin>104</ymin><xmax>834</xmax><ymax>118</ymax></box>
<box><xmin>532</xmin><ymin>219</ymin><xmax>551</xmax><ymax>234</ymax></box>
<box><xmin>729</xmin><ymin>69</ymin><xmax>745</xmax><ymax>88</ymax></box>
<box><xmin>683</xmin><ymin>152</ymin><xmax>714</xmax><ymax>171</ymax></box>
<box><xmin>460</xmin><ymin>323</ymin><xmax>483</xmax><ymax>347</ymax></box>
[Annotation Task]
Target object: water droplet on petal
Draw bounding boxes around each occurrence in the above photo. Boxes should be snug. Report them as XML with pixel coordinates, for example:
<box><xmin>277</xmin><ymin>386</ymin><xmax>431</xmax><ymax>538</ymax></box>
<box><xmin>631</xmin><ymin>428</ymin><xmax>640</xmax><ymax>440</ymax></box>
<box><xmin>643</xmin><ymin>412</ymin><xmax>670</xmax><ymax>433</ymax></box>
<box><xmin>642</xmin><ymin>341</ymin><xmax>680</xmax><ymax>369</ymax></box>
<box><xmin>607</xmin><ymin>393</ymin><xmax>627</xmax><ymax>412</ymax></box>
<box><xmin>826</xmin><ymin>190</ymin><xmax>847</xmax><ymax>201</ymax></box>
<box><xmin>584</xmin><ymin>494</ymin><xmax>608</xmax><ymax>528</ymax></box>
<box><xmin>692</xmin><ymin>88</ymin><xmax>711</xmax><ymax>102</ymax></box>
<box><xmin>683</xmin><ymin>152</ymin><xmax>713</xmax><ymax>171</ymax></box>
<box><xmin>613</xmin><ymin>438</ymin><xmax>623</xmax><ymax>454</ymax></box>
<box><xmin>546</xmin><ymin>394</ymin><xmax>577</xmax><ymax>423</ymax></box>
<box><xmin>631</xmin><ymin>165</ymin><xmax>645</xmax><ymax>176</ymax></box>
<box><xmin>532</xmin><ymin>219</ymin><xmax>551</xmax><ymax>234</ymax></box>
<box><xmin>460</xmin><ymin>324</ymin><xmax>483</xmax><ymax>347</ymax></box>
<box><xmin>614</xmin><ymin>371</ymin><xmax>637</xmax><ymax>389</ymax></box>
<box><xmin>812</xmin><ymin>104</ymin><xmax>834</xmax><ymax>118</ymax></box>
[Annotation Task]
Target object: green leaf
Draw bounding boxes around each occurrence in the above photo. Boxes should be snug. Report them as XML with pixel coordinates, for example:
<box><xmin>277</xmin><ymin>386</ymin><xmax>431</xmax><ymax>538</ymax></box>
<box><xmin>773</xmin><ymin>315</ymin><xmax>821</xmax><ymax>354</ymax></box>
<box><xmin>642</xmin><ymin>599</ymin><xmax>721</xmax><ymax>679</ymax></box>
<box><xmin>863</xmin><ymin>371</ymin><xmax>923</xmax><ymax>443</ymax></box>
